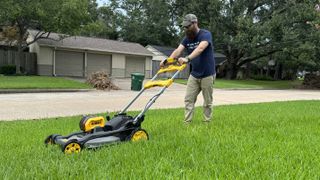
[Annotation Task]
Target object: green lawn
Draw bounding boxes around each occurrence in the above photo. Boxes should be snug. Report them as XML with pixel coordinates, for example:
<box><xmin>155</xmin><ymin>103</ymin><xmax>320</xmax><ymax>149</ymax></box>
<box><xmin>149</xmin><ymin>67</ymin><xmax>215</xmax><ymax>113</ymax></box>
<box><xmin>0</xmin><ymin>76</ymin><xmax>92</xmax><ymax>89</ymax></box>
<box><xmin>175</xmin><ymin>79</ymin><xmax>302</xmax><ymax>89</ymax></box>
<box><xmin>0</xmin><ymin>101</ymin><xmax>319</xmax><ymax>179</ymax></box>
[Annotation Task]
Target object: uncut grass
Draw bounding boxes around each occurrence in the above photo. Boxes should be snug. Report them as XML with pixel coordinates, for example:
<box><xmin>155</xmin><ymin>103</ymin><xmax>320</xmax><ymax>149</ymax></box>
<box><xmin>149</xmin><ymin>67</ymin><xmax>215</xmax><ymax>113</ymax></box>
<box><xmin>0</xmin><ymin>76</ymin><xmax>91</xmax><ymax>89</ymax></box>
<box><xmin>0</xmin><ymin>101</ymin><xmax>319</xmax><ymax>179</ymax></box>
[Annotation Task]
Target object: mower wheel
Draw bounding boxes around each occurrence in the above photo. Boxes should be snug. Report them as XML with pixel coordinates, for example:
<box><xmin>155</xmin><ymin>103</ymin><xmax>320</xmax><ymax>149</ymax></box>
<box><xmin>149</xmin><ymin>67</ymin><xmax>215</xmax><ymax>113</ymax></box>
<box><xmin>62</xmin><ymin>140</ymin><xmax>82</xmax><ymax>154</ymax></box>
<box><xmin>129</xmin><ymin>129</ymin><xmax>149</xmax><ymax>142</ymax></box>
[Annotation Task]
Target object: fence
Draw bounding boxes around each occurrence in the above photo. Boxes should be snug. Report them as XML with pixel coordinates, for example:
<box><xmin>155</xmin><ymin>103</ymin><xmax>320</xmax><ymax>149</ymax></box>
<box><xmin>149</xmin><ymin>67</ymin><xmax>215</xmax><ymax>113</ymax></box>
<box><xmin>0</xmin><ymin>49</ymin><xmax>37</xmax><ymax>75</ymax></box>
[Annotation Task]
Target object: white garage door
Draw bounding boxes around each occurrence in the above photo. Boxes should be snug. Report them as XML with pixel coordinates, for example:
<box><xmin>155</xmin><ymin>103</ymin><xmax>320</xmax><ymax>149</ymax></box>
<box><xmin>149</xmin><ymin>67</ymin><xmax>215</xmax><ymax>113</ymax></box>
<box><xmin>55</xmin><ymin>50</ymin><xmax>84</xmax><ymax>77</ymax></box>
<box><xmin>87</xmin><ymin>53</ymin><xmax>112</xmax><ymax>76</ymax></box>
<box><xmin>125</xmin><ymin>56</ymin><xmax>145</xmax><ymax>77</ymax></box>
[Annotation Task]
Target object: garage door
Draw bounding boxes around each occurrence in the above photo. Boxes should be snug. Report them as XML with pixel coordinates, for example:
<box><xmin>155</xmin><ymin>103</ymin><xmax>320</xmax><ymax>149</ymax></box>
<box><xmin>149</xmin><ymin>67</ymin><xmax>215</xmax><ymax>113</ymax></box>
<box><xmin>55</xmin><ymin>50</ymin><xmax>84</xmax><ymax>77</ymax></box>
<box><xmin>125</xmin><ymin>56</ymin><xmax>145</xmax><ymax>77</ymax></box>
<box><xmin>87</xmin><ymin>53</ymin><xmax>111</xmax><ymax>76</ymax></box>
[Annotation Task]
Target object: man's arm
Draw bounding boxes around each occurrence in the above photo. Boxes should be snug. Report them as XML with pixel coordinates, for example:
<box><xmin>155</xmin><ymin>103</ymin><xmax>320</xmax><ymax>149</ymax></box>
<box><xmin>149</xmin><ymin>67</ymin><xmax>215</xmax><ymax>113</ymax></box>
<box><xmin>178</xmin><ymin>41</ymin><xmax>209</xmax><ymax>64</ymax></box>
<box><xmin>169</xmin><ymin>44</ymin><xmax>185</xmax><ymax>59</ymax></box>
<box><xmin>160</xmin><ymin>44</ymin><xmax>185</xmax><ymax>67</ymax></box>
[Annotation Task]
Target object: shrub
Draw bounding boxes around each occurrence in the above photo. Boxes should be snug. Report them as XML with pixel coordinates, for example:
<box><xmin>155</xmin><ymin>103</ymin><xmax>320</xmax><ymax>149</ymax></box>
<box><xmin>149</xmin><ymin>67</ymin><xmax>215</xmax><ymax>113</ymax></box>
<box><xmin>302</xmin><ymin>73</ymin><xmax>320</xmax><ymax>89</ymax></box>
<box><xmin>0</xmin><ymin>65</ymin><xmax>16</xmax><ymax>75</ymax></box>
<box><xmin>86</xmin><ymin>71</ymin><xmax>120</xmax><ymax>90</ymax></box>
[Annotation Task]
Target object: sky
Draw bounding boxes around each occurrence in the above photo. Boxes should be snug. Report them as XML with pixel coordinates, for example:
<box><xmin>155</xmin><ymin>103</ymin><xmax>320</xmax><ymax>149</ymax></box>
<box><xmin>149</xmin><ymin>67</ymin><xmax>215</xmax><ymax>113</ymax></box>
<box><xmin>97</xmin><ymin>0</ymin><xmax>109</xmax><ymax>7</ymax></box>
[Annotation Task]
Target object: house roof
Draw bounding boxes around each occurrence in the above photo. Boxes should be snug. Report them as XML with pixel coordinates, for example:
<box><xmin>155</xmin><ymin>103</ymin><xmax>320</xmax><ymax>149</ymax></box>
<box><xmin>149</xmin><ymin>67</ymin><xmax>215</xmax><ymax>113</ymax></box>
<box><xmin>149</xmin><ymin>45</ymin><xmax>187</xmax><ymax>57</ymax></box>
<box><xmin>28</xmin><ymin>30</ymin><xmax>153</xmax><ymax>57</ymax></box>
<box><xmin>147</xmin><ymin>45</ymin><xmax>226</xmax><ymax>64</ymax></box>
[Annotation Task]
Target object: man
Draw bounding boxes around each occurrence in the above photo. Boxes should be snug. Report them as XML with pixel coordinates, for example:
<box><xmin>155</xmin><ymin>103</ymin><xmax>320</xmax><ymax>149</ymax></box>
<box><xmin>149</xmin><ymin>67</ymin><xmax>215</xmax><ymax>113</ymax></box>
<box><xmin>160</xmin><ymin>14</ymin><xmax>216</xmax><ymax>123</ymax></box>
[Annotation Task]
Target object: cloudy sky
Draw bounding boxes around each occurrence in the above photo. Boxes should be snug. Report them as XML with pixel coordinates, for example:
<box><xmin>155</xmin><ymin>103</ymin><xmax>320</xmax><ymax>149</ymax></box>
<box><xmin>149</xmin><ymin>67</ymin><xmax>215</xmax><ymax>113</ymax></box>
<box><xmin>97</xmin><ymin>0</ymin><xmax>108</xmax><ymax>7</ymax></box>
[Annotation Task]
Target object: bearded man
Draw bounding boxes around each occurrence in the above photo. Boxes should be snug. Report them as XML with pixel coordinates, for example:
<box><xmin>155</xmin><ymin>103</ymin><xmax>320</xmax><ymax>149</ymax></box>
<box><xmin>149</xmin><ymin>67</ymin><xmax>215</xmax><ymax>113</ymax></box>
<box><xmin>160</xmin><ymin>14</ymin><xmax>216</xmax><ymax>124</ymax></box>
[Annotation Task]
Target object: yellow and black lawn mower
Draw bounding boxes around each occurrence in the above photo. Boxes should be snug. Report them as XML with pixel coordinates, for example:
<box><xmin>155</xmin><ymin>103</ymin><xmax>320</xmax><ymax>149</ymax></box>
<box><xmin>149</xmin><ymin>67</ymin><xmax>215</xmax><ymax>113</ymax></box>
<box><xmin>44</xmin><ymin>58</ymin><xmax>187</xmax><ymax>154</ymax></box>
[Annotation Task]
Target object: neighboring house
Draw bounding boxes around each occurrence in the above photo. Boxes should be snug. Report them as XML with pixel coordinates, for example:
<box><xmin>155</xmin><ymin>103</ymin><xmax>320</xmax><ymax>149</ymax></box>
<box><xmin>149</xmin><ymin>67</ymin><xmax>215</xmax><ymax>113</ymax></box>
<box><xmin>146</xmin><ymin>45</ymin><xmax>226</xmax><ymax>79</ymax></box>
<box><xmin>28</xmin><ymin>30</ymin><xmax>153</xmax><ymax>78</ymax></box>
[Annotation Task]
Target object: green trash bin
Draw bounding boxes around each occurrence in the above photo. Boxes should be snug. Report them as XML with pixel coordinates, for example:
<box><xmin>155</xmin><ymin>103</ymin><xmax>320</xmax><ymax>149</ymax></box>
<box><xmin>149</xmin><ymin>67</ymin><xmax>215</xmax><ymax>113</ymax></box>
<box><xmin>131</xmin><ymin>73</ymin><xmax>145</xmax><ymax>91</ymax></box>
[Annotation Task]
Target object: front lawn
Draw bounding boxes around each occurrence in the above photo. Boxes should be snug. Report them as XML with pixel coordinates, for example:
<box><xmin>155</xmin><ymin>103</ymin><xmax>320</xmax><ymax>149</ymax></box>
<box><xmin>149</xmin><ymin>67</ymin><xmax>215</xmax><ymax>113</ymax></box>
<box><xmin>0</xmin><ymin>100</ymin><xmax>319</xmax><ymax>179</ymax></box>
<box><xmin>0</xmin><ymin>76</ymin><xmax>92</xmax><ymax>89</ymax></box>
<box><xmin>175</xmin><ymin>78</ymin><xmax>302</xmax><ymax>89</ymax></box>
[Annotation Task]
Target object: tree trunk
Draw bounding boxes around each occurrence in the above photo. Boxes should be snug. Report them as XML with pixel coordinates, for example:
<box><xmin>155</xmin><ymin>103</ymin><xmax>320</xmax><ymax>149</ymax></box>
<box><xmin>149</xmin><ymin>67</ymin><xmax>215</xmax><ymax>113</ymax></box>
<box><xmin>266</xmin><ymin>66</ymin><xmax>270</xmax><ymax>77</ymax></box>
<box><xmin>273</xmin><ymin>62</ymin><xmax>282</xmax><ymax>80</ymax></box>
<box><xmin>225</xmin><ymin>62</ymin><xmax>238</xmax><ymax>79</ymax></box>
<box><xmin>244</xmin><ymin>62</ymin><xmax>251</xmax><ymax>79</ymax></box>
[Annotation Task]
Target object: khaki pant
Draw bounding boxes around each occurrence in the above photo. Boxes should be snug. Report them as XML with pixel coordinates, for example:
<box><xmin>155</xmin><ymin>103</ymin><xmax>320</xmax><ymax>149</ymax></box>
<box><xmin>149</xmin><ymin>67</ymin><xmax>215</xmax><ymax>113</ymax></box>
<box><xmin>184</xmin><ymin>75</ymin><xmax>215</xmax><ymax>123</ymax></box>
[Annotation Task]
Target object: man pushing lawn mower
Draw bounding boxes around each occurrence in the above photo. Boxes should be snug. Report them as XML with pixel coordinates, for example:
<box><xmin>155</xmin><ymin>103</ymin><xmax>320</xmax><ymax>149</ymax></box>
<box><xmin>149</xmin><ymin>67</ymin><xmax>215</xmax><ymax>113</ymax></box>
<box><xmin>160</xmin><ymin>14</ymin><xmax>216</xmax><ymax>124</ymax></box>
<box><xmin>44</xmin><ymin>14</ymin><xmax>215</xmax><ymax>154</ymax></box>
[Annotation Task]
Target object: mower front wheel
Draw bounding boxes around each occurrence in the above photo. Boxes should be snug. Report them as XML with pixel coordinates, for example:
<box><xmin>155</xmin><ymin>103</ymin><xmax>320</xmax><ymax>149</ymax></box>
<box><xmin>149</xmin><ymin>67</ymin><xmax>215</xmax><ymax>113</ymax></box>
<box><xmin>129</xmin><ymin>129</ymin><xmax>149</xmax><ymax>142</ymax></box>
<box><xmin>62</xmin><ymin>140</ymin><xmax>82</xmax><ymax>154</ymax></box>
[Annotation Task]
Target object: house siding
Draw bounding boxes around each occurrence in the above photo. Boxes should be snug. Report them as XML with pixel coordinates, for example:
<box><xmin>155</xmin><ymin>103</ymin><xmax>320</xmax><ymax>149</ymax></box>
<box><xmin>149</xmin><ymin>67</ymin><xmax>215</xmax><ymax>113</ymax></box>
<box><xmin>111</xmin><ymin>68</ymin><xmax>125</xmax><ymax>77</ymax></box>
<box><xmin>38</xmin><ymin>64</ymin><xmax>53</xmax><ymax>76</ymax></box>
<box><xmin>111</xmin><ymin>54</ymin><xmax>126</xmax><ymax>77</ymax></box>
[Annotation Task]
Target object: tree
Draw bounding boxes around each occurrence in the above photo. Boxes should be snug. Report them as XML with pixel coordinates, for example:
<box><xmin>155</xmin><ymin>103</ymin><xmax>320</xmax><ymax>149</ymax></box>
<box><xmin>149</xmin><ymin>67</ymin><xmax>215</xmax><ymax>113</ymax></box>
<box><xmin>218</xmin><ymin>0</ymin><xmax>320</xmax><ymax>79</ymax></box>
<box><xmin>118</xmin><ymin>0</ymin><xmax>179</xmax><ymax>46</ymax></box>
<box><xmin>0</xmin><ymin>0</ymin><xmax>93</xmax><ymax>74</ymax></box>
<box><xmin>80</xmin><ymin>0</ymin><xmax>121</xmax><ymax>39</ymax></box>
<box><xmin>173</xmin><ymin>0</ymin><xmax>319</xmax><ymax>79</ymax></box>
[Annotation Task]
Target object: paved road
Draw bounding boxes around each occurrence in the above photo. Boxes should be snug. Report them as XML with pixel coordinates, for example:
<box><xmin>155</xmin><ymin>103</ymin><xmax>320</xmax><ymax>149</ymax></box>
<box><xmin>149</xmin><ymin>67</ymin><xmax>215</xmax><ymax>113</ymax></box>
<box><xmin>0</xmin><ymin>80</ymin><xmax>319</xmax><ymax>121</ymax></box>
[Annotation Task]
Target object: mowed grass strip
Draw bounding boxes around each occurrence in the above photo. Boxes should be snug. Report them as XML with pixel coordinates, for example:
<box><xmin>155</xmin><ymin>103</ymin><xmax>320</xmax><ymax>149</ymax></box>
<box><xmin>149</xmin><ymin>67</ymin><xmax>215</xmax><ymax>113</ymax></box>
<box><xmin>0</xmin><ymin>101</ymin><xmax>319</xmax><ymax>179</ymax></box>
<box><xmin>175</xmin><ymin>79</ymin><xmax>302</xmax><ymax>89</ymax></box>
<box><xmin>0</xmin><ymin>76</ymin><xmax>91</xmax><ymax>89</ymax></box>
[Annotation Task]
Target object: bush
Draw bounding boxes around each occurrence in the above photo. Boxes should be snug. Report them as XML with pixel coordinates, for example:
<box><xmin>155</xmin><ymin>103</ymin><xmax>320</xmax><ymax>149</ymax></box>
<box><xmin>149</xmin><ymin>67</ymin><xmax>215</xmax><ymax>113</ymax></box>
<box><xmin>0</xmin><ymin>65</ymin><xmax>16</xmax><ymax>75</ymax></box>
<box><xmin>302</xmin><ymin>74</ymin><xmax>320</xmax><ymax>89</ymax></box>
<box><xmin>250</xmin><ymin>74</ymin><xmax>275</xmax><ymax>81</ymax></box>
<box><xmin>86</xmin><ymin>71</ymin><xmax>120</xmax><ymax>90</ymax></box>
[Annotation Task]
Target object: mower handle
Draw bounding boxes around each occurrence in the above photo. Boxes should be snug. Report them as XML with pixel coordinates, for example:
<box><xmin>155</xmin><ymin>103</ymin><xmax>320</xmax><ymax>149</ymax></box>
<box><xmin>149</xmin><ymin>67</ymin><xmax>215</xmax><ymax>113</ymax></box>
<box><xmin>162</xmin><ymin>57</ymin><xmax>177</xmax><ymax>66</ymax></box>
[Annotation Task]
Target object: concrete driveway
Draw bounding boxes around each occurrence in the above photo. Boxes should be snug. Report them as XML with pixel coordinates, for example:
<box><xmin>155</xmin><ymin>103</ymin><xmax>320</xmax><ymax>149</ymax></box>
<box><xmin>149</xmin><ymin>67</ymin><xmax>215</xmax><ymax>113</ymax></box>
<box><xmin>0</xmin><ymin>79</ymin><xmax>319</xmax><ymax>121</ymax></box>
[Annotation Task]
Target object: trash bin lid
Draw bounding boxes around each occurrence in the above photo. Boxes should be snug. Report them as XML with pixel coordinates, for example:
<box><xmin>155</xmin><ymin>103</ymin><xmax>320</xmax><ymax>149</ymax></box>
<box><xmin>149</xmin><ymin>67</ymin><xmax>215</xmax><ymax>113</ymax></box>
<box><xmin>131</xmin><ymin>73</ymin><xmax>145</xmax><ymax>77</ymax></box>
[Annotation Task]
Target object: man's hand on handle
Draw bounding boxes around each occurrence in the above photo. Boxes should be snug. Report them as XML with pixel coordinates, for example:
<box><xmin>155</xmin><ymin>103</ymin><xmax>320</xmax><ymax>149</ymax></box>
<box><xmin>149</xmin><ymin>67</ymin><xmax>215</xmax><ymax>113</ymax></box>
<box><xmin>178</xmin><ymin>57</ymin><xmax>189</xmax><ymax>65</ymax></box>
<box><xmin>160</xmin><ymin>60</ymin><xmax>166</xmax><ymax>68</ymax></box>
<box><xmin>160</xmin><ymin>57</ymin><xmax>188</xmax><ymax>68</ymax></box>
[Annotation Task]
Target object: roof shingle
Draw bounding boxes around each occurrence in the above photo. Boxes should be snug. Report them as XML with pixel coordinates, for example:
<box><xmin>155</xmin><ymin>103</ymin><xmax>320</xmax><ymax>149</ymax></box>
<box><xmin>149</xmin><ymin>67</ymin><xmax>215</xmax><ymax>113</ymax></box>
<box><xmin>29</xmin><ymin>30</ymin><xmax>153</xmax><ymax>56</ymax></box>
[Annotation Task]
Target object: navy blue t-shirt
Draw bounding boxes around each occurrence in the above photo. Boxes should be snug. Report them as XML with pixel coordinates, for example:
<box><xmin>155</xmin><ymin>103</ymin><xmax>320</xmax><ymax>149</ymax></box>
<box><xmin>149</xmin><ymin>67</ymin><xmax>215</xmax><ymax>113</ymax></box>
<box><xmin>181</xmin><ymin>29</ymin><xmax>216</xmax><ymax>78</ymax></box>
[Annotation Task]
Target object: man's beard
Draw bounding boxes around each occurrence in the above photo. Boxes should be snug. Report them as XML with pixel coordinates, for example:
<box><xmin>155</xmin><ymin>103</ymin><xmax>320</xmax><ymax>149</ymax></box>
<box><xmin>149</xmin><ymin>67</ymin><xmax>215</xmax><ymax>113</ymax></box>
<box><xmin>185</xmin><ymin>29</ymin><xmax>197</xmax><ymax>40</ymax></box>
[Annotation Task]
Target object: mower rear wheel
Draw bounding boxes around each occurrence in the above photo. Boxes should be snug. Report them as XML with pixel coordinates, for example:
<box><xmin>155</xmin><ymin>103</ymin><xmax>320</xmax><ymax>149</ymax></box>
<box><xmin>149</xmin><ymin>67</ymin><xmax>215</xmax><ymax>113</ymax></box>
<box><xmin>62</xmin><ymin>140</ymin><xmax>82</xmax><ymax>154</ymax></box>
<box><xmin>129</xmin><ymin>129</ymin><xmax>149</xmax><ymax>142</ymax></box>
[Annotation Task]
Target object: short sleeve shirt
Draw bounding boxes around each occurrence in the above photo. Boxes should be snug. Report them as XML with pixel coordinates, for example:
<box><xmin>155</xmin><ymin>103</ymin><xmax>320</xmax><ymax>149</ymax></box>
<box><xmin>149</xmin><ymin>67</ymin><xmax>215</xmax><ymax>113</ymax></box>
<box><xmin>181</xmin><ymin>29</ymin><xmax>216</xmax><ymax>78</ymax></box>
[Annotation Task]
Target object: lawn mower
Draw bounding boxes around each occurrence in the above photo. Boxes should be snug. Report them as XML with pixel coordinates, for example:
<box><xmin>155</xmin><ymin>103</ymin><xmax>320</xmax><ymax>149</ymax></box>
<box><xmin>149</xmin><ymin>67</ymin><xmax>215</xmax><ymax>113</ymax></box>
<box><xmin>44</xmin><ymin>58</ymin><xmax>187</xmax><ymax>154</ymax></box>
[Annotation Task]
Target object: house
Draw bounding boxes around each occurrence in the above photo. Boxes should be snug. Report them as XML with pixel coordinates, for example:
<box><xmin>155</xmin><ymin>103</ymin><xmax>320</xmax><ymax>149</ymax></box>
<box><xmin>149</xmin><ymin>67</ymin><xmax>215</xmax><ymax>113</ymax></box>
<box><xmin>28</xmin><ymin>30</ymin><xmax>153</xmax><ymax>78</ymax></box>
<box><xmin>146</xmin><ymin>45</ymin><xmax>226</xmax><ymax>79</ymax></box>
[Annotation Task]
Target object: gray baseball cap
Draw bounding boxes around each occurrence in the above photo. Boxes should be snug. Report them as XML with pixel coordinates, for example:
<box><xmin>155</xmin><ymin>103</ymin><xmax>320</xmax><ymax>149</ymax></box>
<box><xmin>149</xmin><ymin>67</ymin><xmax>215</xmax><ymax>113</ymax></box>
<box><xmin>181</xmin><ymin>14</ymin><xmax>198</xmax><ymax>27</ymax></box>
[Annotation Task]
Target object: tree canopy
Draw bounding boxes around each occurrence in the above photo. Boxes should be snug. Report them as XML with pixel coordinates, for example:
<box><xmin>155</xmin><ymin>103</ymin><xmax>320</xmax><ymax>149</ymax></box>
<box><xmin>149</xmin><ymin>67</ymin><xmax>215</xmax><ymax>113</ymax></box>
<box><xmin>0</xmin><ymin>0</ymin><xmax>94</xmax><ymax>73</ymax></box>
<box><xmin>0</xmin><ymin>0</ymin><xmax>319</xmax><ymax>78</ymax></box>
